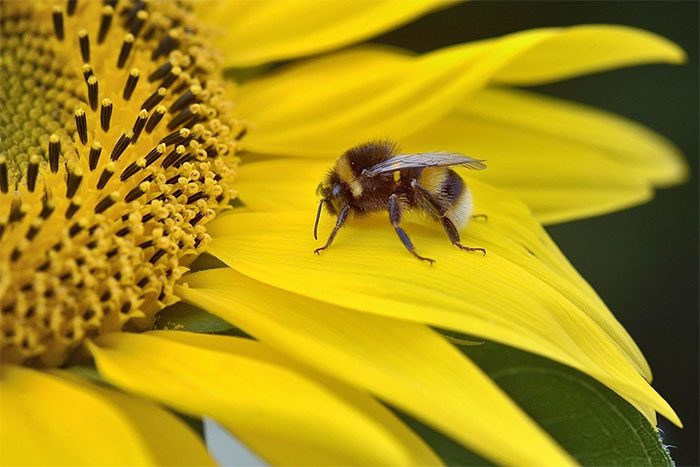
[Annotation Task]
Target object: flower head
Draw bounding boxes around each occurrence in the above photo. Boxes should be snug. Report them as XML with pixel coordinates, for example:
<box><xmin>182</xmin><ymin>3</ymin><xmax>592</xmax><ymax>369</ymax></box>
<box><xmin>0</xmin><ymin>0</ymin><xmax>240</xmax><ymax>366</ymax></box>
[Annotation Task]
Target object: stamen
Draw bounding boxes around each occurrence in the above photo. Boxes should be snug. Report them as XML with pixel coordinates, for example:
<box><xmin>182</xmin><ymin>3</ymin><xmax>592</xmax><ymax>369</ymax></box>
<box><xmin>48</xmin><ymin>134</ymin><xmax>61</xmax><ymax>173</ymax></box>
<box><xmin>110</xmin><ymin>131</ymin><xmax>133</xmax><ymax>161</ymax></box>
<box><xmin>39</xmin><ymin>199</ymin><xmax>55</xmax><ymax>220</ymax></box>
<box><xmin>94</xmin><ymin>192</ymin><xmax>119</xmax><ymax>214</ymax></box>
<box><xmin>131</xmin><ymin>109</ymin><xmax>148</xmax><ymax>144</ymax></box>
<box><xmin>161</xmin><ymin>128</ymin><xmax>190</xmax><ymax>147</ymax></box>
<box><xmin>87</xmin><ymin>75</ymin><xmax>99</xmax><ymax>111</ymax></box>
<box><xmin>0</xmin><ymin>156</ymin><xmax>8</xmax><ymax>193</ymax></box>
<box><xmin>69</xmin><ymin>219</ymin><xmax>86</xmax><ymax>238</ymax></box>
<box><xmin>161</xmin><ymin>145</ymin><xmax>187</xmax><ymax>169</ymax></box>
<box><xmin>125</xmin><ymin>181</ymin><xmax>151</xmax><ymax>203</ymax></box>
<box><xmin>145</xmin><ymin>105</ymin><xmax>166</xmax><ymax>133</ymax></box>
<box><xmin>170</xmin><ymin>86</ymin><xmax>200</xmax><ymax>113</ymax></box>
<box><xmin>89</xmin><ymin>142</ymin><xmax>103</xmax><ymax>171</ymax></box>
<box><xmin>97</xmin><ymin>6</ymin><xmax>114</xmax><ymax>44</ymax></box>
<box><xmin>167</xmin><ymin>104</ymin><xmax>200</xmax><ymax>131</ymax></box>
<box><xmin>161</xmin><ymin>66</ymin><xmax>182</xmax><ymax>89</ymax></box>
<box><xmin>144</xmin><ymin>143</ymin><xmax>166</xmax><ymax>167</ymax></box>
<box><xmin>82</xmin><ymin>64</ymin><xmax>93</xmax><ymax>82</ymax></box>
<box><xmin>65</xmin><ymin>198</ymin><xmax>82</xmax><ymax>219</ymax></box>
<box><xmin>74</xmin><ymin>108</ymin><xmax>88</xmax><ymax>145</ymax></box>
<box><xmin>26</xmin><ymin>155</ymin><xmax>41</xmax><ymax>192</ymax></box>
<box><xmin>97</xmin><ymin>163</ymin><xmax>116</xmax><ymax>189</ymax></box>
<box><xmin>130</xmin><ymin>10</ymin><xmax>148</xmax><ymax>37</ymax></box>
<box><xmin>52</xmin><ymin>6</ymin><xmax>65</xmax><ymax>41</ymax></box>
<box><xmin>123</xmin><ymin>68</ymin><xmax>140</xmax><ymax>100</ymax></box>
<box><xmin>117</xmin><ymin>34</ymin><xmax>135</xmax><ymax>69</ymax></box>
<box><xmin>66</xmin><ymin>166</ymin><xmax>84</xmax><ymax>199</ymax></box>
<box><xmin>100</xmin><ymin>99</ymin><xmax>113</xmax><ymax>132</ymax></box>
<box><xmin>149</xmin><ymin>61</ymin><xmax>173</xmax><ymax>82</ymax></box>
<box><xmin>142</xmin><ymin>87</ymin><xmax>167</xmax><ymax>112</ymax></box>
<box><xmin>67</xmin><ymin>0</ymin><xmax>78</xmax><ymax>16</ymax></box>
<box><xmin>78</xmin><ymin>29</ymin><xmax>90</xmax><ymax>63</ymax></box>
<box><xmin>152</xmin><ymin>30</ymin><xmax>180</xmax><ymax>60</ymax></box>
<box><xmin>120</xmin><ymin>159</ymin><xmax>146</xmax><ymax>181</ymax></box>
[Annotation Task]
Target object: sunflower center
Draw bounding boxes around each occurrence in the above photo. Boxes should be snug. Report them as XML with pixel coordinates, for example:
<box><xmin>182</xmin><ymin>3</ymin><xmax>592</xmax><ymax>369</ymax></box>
<box><xmin>0</xmin><ymin>0</ymin><xmax>242</xmax><ymax>367</ymax></box>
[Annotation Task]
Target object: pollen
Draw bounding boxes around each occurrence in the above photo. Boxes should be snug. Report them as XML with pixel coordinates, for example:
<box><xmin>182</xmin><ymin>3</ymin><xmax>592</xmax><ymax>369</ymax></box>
<box><xmin>0</xmin><ymin>0</ymin><xmax>244</xmax><ymax>366</ymax></box>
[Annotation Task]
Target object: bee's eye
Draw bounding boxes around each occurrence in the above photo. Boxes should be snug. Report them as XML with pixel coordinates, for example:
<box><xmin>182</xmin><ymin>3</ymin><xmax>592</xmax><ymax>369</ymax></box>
<box><xmin>332</xmin><ymin>184</ymin><xmax>342</xmax><ymax>198</ymax></box>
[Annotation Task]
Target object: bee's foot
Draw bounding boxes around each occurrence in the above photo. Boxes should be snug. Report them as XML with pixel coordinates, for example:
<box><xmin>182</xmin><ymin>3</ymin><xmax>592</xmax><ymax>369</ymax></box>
<box><xmin>454</xmin><ymin>243</ymin><xmax>486</xmax><ymax>256</ymax></box>
<box><xmin>313</xmin><ymin>247</ymin><xmax>327</xmax><ymax>255</ymax></box>
<box><xmin>410</xmin><ymin>251</ymin><xmax>435</xmax><ymax>264</ymax></box>
<box><xmin>470</xmin><ymin>214</ymin><xmax>488</xmax><ymax>222</ymax></box>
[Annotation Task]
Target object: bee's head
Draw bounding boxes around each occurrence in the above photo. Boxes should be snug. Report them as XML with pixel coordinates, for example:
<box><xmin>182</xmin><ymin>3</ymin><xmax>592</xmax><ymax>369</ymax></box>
<box><xmin>316</xmin><ymin>171</ymin><xmax>348</xmax><ymax>215</ymax></box>
<box><xmin>314</xmin><ymin>170</ymin><xmax>350</xmax><ymax>240</ymax></box>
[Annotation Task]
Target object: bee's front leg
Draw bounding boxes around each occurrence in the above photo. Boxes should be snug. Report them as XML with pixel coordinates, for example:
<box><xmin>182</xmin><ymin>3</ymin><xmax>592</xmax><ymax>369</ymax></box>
<box><xmin>388</xmin><ymin>193</ymin><xmax>435</xmax><ymax>264</ymax></box>
<box><xmin>314</xmin><ymin>205</ymin><xmax>350</xmax><ymax>255</ymax></box>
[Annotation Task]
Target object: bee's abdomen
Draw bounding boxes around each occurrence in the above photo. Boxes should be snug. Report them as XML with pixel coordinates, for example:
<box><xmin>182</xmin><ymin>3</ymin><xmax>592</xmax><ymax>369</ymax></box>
<box><xmin>443</xmin><ymin>170</ymin><xmax>472</xmax><ymax>228</ymax></box>
<box><xmin>442</xmin><ymin>169</ymin><xmax>465</xmax><ymax>204</ymax></box>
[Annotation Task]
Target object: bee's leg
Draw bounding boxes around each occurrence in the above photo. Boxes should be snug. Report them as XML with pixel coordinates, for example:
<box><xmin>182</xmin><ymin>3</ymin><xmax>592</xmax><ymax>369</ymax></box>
<box><xmin>470</xmin><ymin>214</ymin><xmax>488</xmax><ymax>221</ymax></box>
<box><xmin>389</xmin><ymin>193</ymin><xmax>435</xmax><ymax>264</ymax></box>
<box><xmin>314</xmin><ymin>205</ymin><xmax>350</xmax><ymax>255</ymax></box>
<box><xmin>440</xmin><ymin>216</ymin><xmax>486</xmax><ymax>255</ymax></box>
<box><xmin>411</xmin><ymin>180</ymin><xmax>486</xmax><ymax>256</ymax></box>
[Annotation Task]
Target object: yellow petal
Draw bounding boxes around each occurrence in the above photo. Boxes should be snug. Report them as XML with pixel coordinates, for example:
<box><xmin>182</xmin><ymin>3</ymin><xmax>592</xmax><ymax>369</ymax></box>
<box><xmin>88</xmin><ymin>332</ymin><xmax>441</xmax><ymax>465</ymax></box>
<box><xmin>208</xmin><ymin>163</ymin><xmax>680</xmax><ymax>426</ymax></box>
<box><xmin>236</xmin><ymin>26</ymin><xmax>683</xmax><ymax>157</ymax></box>
<box><xmin>197</xmin><ymin>0</ymin><xmax>449</xmax><ymax>67</ymax></box>
<box><xmin>402</xmin><ymin>88</ymin><xmax>686</xmax><ymax>223</ymax></box>
<box><xmin>493</xmin><ymin>25</ymin><xmax>685</xmax><ymax>85</ymax></box>
<box><xmin>177</xmin><ymin>269</ymin><xmax>575</xmax><ymax>465</ymax></box>
<box><xmin>0</xmin><ymin>365</ymin><xmax>213</xmax><ymax>466</ymax></box>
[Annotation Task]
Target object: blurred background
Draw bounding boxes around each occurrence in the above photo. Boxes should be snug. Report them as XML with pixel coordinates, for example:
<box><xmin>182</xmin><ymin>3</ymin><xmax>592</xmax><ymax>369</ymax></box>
<box><xmin>374</xmin><ymin>2</ymin><xmax>698</xmax><ymax>465</ymax></box>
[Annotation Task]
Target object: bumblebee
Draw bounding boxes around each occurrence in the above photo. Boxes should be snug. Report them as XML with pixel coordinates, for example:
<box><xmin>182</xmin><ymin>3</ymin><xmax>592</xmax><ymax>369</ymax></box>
<box><xmin>314</xmin><ymin>141</ymin><xmax>487</xmax><ymax>263</ymax></box>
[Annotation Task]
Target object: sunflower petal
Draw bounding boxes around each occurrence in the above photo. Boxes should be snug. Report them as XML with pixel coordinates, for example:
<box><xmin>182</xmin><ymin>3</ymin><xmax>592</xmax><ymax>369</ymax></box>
<box><xmin>236</xmin><ymin>26</ymin><xmax>683</xmax><ymax>157</ymax></box>
<box><xmin>493</xmin><ymin>24</ymin><xmax>685</xmax><ymax>85</ymax></box>
<box><xmin>88</xmin><ymin>332</ymin><xmax>441</xmax><ymax>465</ymax></box>
<box><xmin>0</xmin><ymin>365</ymin><xmax>213</xmax><ymax>465</ymax></box>
<box><xmin>197</xmin><ymin>0</ymin><xmax>449</xmax><ymax>67</ymax></box>
<box><xmin>177</xmin><ymin>269</ymin><xmax>575</xmax><ymax>465</ymax></box>
<box><xmin>402</xmin><ymin>88</ymin><xmax>686</xmax><ymax>223</ymax></box>
<box><xmin>206</xmin><ymin>163</ymin><xmax>680</xmax><ymax>426</ymax></box>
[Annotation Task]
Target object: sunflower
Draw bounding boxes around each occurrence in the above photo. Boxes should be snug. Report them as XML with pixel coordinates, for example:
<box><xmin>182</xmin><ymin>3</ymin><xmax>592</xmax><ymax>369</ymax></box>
<box><xmin>0</xmin><ymin>1</ymin><xmax>687</xmax><ymax>465</ymax></box>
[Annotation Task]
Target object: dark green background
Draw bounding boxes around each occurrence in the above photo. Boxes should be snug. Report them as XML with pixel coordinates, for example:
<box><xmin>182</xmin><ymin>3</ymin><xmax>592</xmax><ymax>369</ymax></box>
<box><xmin>375</xmin><ymin>2</ymin><xmax>699</xmax><ymax>465</ymax></box>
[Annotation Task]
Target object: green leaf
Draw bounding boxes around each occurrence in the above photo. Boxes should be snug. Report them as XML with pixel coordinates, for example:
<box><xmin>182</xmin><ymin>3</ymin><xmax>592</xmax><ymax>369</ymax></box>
<box><xmin>154</xmin><ymin>301</ymin><xmax>235</xmax><ymax>333</ymax></box>
<box><xmin>419</xmin><ymin>337</ymin><xmax>673</xmax><ymax>466</ymax></box>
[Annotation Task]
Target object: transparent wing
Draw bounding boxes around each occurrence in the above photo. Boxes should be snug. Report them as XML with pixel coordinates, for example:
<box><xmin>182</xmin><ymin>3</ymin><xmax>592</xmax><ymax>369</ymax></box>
<box><xmin>361</xmin><ymin>152</ymin><xmax>487</xmax><ymax>177</ymax></box>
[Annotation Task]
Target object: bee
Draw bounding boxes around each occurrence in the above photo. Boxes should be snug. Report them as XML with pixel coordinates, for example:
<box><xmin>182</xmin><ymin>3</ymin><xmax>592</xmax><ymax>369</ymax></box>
<box><xmin>314</xmin><ymin>141</ymin><xmax>487</xmax><ymax>263</ymax></box>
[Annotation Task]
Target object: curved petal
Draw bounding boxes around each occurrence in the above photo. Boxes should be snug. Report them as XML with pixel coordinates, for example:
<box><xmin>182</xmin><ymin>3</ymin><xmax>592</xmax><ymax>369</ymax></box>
<box><xmin>197</xmin><ymin>0</ymin><xmax>449</xmax><ymax>67</ymax></box>
<box><xmin>493</xmin><ymin>25</ymin><xmax>685</xmax><ymax>85</ymax></box>
<box><xmin>209</xmin><ymin>160</ymin><xmax>681</xmax><ymax>426</ymax></box>
<box><xmin>236</xmin><ymin>27</ymin><xmax>683</xmax><ymax>157</ymax></box>
<box><xmin>88</xmin><ymin>332</ymin><xmax>441</xmax><ymax>466</ymax></box>
<box><xmin>402</xmin><ymin>88</ymin><xmax>686</xmax><ymax>223</ymax></box>
<box><xmin>177</xmin><ymin>269</ymin><xmax>575</xmax><ymax>466</ymax></box>
<box><xmin>0</xmin><ymin>365</ymin><xmax>213</xmax><ymax>466</ymax></box>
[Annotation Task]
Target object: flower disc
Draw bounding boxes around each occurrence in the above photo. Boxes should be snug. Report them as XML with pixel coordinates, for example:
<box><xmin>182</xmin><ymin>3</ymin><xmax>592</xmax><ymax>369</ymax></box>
<box><xmin>0</xmin><ymin>0</ymin><xmax>242</xmax><ymax>366</ymax></box>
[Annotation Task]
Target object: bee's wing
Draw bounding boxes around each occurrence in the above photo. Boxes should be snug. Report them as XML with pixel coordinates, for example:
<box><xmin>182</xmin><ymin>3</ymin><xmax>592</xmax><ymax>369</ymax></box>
<box><xmin>361</xmin><ymin>152</ymin><xmax>486</xmax><ymax>177</ymax></box>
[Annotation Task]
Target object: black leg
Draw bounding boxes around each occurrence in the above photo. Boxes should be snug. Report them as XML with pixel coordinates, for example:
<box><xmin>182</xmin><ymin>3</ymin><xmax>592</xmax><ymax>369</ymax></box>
<box><xmin>314</xmin><ymin>205</ymin><xmax>349</xmax><ymax>255</ymax></box>
<box><xmin>411</xmin><ymin>179</ymin><xmax>486</xmax><ymax>256</ymax></box>
<box><xmin>440</xmin><ymin>216</ymin><xmax>486</xmax><ymax>255</ymax></box>
<box><xmin>389</xmin><ymin>194</ymin><xmax>434</xmax><ymax>264</ymax></box>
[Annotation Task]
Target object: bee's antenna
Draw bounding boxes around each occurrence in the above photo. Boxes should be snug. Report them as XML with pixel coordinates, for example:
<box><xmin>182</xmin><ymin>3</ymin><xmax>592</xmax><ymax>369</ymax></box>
<box><xmin>313</xmin><ymin>199</ymin><xmax>325</xmax><ymax>240</ymax></box>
